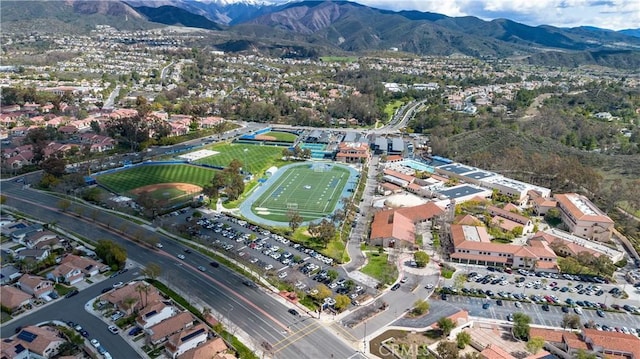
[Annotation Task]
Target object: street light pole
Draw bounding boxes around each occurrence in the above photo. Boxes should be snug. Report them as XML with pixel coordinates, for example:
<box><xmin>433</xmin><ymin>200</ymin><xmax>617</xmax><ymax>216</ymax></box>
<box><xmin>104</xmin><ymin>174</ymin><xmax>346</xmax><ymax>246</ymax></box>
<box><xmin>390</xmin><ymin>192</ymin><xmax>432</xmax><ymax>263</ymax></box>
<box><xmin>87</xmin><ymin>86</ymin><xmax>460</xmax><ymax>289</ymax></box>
<box><xmin>363</xmin><ymin>320</ymin><xmax>367</xmax><ymax>354</ymax></box>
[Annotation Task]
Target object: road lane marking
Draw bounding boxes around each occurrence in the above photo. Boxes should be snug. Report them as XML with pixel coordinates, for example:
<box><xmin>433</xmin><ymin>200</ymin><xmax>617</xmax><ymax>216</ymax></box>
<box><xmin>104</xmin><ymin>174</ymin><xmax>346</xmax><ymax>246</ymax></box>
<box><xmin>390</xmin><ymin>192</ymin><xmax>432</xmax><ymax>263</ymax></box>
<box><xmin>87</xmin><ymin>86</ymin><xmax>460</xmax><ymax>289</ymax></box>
<box><xmin>272</xmin><ymin>323</ymin><xmax>326</xmax><ymax>354</ymax></box>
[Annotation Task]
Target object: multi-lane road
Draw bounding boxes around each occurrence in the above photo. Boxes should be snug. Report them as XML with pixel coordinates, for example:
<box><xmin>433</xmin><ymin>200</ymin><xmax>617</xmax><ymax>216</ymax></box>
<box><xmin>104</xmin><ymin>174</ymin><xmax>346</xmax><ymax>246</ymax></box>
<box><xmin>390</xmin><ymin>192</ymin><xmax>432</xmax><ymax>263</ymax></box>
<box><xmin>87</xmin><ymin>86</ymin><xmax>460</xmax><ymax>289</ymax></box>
<box><xmin>1</xmin><ymin>180</ymin><xmax>360</xmax><ymax>358</ymax></box>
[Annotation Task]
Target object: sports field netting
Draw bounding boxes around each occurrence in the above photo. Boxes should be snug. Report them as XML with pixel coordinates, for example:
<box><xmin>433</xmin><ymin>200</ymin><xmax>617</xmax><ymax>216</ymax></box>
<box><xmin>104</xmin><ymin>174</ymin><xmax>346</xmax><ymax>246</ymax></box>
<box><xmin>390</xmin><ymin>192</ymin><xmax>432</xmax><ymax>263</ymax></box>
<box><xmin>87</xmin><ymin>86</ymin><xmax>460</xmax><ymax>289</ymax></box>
<box><xmin>251</xmin><ymin>164</ymin><xmax>350</xmax><ymax>221</ymax></box>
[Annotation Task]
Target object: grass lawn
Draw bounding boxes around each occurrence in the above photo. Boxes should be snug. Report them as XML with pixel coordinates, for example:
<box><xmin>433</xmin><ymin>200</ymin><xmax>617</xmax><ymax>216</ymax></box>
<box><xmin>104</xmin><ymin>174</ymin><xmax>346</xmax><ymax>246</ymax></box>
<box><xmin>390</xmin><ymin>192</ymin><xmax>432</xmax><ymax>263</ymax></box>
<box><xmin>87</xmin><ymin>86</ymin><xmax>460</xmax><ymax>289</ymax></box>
<box><xmin>320</xmin><ymin>56</ymin><xmax>358</xmax><ymax>62</ymax></box>
<box><xmin>251</xmin><ymin>164</ymin><xmax>350</xmax><ymax>221</ymax></box>
<box><xmin>383</xmin><ymin>100</ymin><xmax>405</xmax><ymax>122</ymax></box>
<box><xmin>54</xmin><ymin>284</ymin><xmax>77</xmax><ymax>296</ymax></box>
<box><xmin>290</xmin><ymin>227</ymin><xmax>347</xmax><ymax>263</ymax></box>
<box><xmin>361</xmin><ymin>251</ymin><xmax>397</xmax><ymax>284</ymax></box>
<box><xmin>96</xmin><ymin>164</ymin><xmax>216</xmax><ymax>194</ymax></box>
<box><xmin>195</xmin><ymin>143</ymin><xmax>283</xmax><ymax>175</ymax></box>
<box><xmin>265</xmin><ymin>131</ymin><xmax>297</xmax><ymax>142</ymax></box>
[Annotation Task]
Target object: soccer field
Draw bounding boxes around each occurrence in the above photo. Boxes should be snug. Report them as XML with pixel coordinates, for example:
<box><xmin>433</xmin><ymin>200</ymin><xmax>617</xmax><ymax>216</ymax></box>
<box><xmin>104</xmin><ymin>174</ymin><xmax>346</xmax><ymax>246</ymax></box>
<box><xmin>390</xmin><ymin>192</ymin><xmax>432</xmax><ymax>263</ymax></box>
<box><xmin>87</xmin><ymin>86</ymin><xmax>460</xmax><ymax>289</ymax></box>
<box><xmin>251</xmin><ymin>164</ymin><xmax>350</xmax><ymax>221</ymax></box>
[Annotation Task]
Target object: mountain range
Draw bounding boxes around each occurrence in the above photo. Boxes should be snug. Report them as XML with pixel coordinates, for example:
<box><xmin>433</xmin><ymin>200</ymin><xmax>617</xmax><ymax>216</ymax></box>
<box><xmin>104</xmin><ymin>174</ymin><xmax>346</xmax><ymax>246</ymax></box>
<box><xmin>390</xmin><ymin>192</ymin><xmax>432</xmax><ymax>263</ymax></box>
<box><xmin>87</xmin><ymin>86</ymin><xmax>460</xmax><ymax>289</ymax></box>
<box><xmin>3</xmin><ymin>0</ymin><xmax>640</xmax><ymax>68</ymax></box>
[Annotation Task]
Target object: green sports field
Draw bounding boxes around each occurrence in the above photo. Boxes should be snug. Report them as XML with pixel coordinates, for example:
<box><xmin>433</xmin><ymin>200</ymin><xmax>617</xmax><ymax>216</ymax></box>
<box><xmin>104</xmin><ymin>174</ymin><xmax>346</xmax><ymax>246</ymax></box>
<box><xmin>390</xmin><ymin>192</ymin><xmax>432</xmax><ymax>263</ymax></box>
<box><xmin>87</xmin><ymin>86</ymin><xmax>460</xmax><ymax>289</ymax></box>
<box><xmin>195</xmin><ymin>143</ymin><xmax>283</xmax><ymax>174</ymax></box>
<box><xmin>95</xmin><ymin>164</ymin><xmax>216</xmax><ymax>193</ymax></box>
<box><xmin>265</xmin><ymin>131</ymin><xmax>297</xmax><ymax>142</ymax></box>
<box><xmin>251</xmin><ymin>164</ymin><xmax>350</xmax><ymax>222</ymax></box>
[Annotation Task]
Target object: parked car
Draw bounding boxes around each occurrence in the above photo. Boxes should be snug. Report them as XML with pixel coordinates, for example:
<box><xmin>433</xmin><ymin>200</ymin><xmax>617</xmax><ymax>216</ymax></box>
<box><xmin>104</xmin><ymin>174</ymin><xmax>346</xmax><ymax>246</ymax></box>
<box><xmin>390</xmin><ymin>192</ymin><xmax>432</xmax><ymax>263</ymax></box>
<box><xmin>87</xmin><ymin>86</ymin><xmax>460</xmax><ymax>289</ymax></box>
<box><xmin>112</xmin><ymin>282</ymin><xmax>124</xmax><ymax>289</ymax></box>
<box><xmin>65</xmin><ymin>289</ymin><xmax>79</xmax><ymax>298</ymax></box>
<box><xmin>390</xmin><ymin>283</ymin><xmax>401</xmax><ymax>291</ymax></box>
<box><xmin>128</xmin><ymin>327</ymin><xmax>142</xmax><ymax>336</ymax></box>
<box><xmin>108</xmin><ymin>325</ymin><xmax>119</xmax><ymax>334</ymax></box>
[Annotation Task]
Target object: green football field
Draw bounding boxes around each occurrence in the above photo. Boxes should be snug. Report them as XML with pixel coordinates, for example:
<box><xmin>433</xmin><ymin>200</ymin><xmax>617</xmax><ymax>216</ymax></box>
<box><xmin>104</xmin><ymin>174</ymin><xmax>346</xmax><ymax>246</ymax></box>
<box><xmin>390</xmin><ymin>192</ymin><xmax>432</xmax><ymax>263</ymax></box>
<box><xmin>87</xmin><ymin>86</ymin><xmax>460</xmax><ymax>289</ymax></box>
<box><xmin>95</xmin><ymin>164</ymin><xmax>216</xmax><ymax>193</ymax></box>
<box><xmin>195</xmin><ymin>143</ymin><xmax>283</xmax><ymax>175</ymax></box>
<box><xmin>251</xmin><ymin>164</ymin><xmax>350</xmax><ymax>221</ymax></box>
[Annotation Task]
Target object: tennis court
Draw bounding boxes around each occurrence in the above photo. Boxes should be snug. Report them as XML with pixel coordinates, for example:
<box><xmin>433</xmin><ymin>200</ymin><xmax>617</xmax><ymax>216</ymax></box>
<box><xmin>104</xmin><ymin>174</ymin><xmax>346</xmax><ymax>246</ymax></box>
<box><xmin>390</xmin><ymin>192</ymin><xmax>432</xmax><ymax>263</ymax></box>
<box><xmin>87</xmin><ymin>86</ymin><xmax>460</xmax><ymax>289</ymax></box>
<box><xmin>251</xmin><ymin>163</ymin><xmax>350</xmax><ymax>221</ymax></box>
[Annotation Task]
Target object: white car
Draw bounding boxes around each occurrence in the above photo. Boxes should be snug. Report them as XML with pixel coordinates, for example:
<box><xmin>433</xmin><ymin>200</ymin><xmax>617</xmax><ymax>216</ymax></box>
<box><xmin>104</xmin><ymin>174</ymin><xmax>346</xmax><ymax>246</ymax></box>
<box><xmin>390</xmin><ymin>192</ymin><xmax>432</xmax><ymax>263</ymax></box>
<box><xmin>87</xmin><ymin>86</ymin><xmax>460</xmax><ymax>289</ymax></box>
<box><xmin>278</xmin><ymin>272</ymin><xmax>288</xmax><ymax>279</ymax></box>
<box><xmin>90</xmin><ymin>339</ymin><xmax>101</xmax><ymax>348</ymax></box>
<box><xmin>112</xmin><ymin>282</ymin><xmax>124</xmax><ymax>289</ymax></box>
<box><xmin>264</xmin><ymin>264</ymin><xmax>273</xmax><ymax>271</ymax></box>
<box><xmin>108</xmin><ymin>325</ymin><xmax>119</xmax><ymax>334</ymax></box>
<box><xmin>177</xmin><ymin>254</ymin><xmax>186</xmax><ymax>260</ymax></box>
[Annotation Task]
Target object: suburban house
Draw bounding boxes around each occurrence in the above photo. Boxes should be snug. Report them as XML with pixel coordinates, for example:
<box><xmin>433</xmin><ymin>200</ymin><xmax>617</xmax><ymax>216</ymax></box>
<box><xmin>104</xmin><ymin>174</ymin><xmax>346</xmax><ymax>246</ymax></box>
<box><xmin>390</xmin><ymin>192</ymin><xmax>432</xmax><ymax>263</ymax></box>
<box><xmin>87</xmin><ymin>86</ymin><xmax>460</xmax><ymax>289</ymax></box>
<box><xmin>15</xmin><ymin>248</ymin><xmax>49</xmax><ymax>262</ymax></box>
<box><xmin>146</xmin><ymin>312</ymin><xmax>196</xmax><ymax>345</ymax></box>
<box><xmin>0</xmin><ymin>265</ymin><xmax>23</xmax><ymax>285</ymax></box>
<box><xmin>177</xmin><ymin>337</ymin><xmax>230</xmax><ymax>359</ymax></box>
<box><xmin>101</xmin><ymin>281</ymin><xmax>163</xmax><ymax>315</ymax></box>
<box><xmin>369</xmin><ymin>202</ymin><xmax>444</xmax><ymax>247</ymax></box>
<box><xmin>22</xmin><ymin>230</ymin><xmax>59</xmax><ymax>249</ymax></box>
<box><xmin>1</xmin><ymin>326</ymin><xmax>66</xmax><ymax>358</ymax></box>
<box><xmin>554</xmin><ymin>193</ymin><xmax>614</xmax><ymax>242</ymax></box>
<box><xmin>48</xmin><ymin>262</ymin><xmax>84</xmax><ymax>285</ymax></box>
<box><xmin>137</xmin><ymin>301</ymin><xmax>177</xmax><ymax>329</ymax></box>
<box><xmin>58</xmin><ymin>254</ymin><xmax>108</xmax><ymax>277</ymax></box>
<box><xmin>0</xmin><ymin>286</ymin><xmax>32</xmax><ymax>313</ymax></box>
<box><xmin>449</xmin><ymin>216</ymin><xmax>558</xmax><ymax>271</ymax></box>
<box><xmin>11</xmin><ymin>224</ymin><xmax>43</xmax><ymax>243</ymax></box>
<box><xmin>335</xmin><ymin>142</ymin><xmax>370</xmax><ymax>163</ymax></box>
<box><xmin>17</xmin><ymin>274</ymin><xmax>54</xmax><ymax>299</ymax></box>
<box><xmin>164</xmin><ymin>323</ymin><xmax>209</xmax><ymax>358</ymax></box>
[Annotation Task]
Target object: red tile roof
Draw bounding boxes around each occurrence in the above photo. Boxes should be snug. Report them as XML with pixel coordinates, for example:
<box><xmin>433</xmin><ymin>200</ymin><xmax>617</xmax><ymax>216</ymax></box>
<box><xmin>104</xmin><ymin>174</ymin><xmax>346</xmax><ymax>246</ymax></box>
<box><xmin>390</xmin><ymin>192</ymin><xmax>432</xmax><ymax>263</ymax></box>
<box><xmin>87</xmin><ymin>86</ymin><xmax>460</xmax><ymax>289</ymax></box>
<box><xmin>554</xmin><ymin>193</ymin><xmax>613</xmax><ymax>224</ymax></box>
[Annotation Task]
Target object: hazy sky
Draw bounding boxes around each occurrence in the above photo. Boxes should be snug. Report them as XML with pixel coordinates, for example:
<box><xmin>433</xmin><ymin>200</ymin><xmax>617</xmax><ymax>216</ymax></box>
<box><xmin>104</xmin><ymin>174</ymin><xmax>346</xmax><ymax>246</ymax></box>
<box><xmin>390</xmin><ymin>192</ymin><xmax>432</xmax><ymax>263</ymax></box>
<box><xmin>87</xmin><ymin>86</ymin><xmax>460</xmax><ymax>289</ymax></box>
<box><xmin>355</xmin><ymin>0</ymin><xmax>640</xmax><ymax>30</ymax></box>
<box><xmin>258</xmin><ymin>0</ymin><xmax>640</xmax><ymax>31</ymax></box>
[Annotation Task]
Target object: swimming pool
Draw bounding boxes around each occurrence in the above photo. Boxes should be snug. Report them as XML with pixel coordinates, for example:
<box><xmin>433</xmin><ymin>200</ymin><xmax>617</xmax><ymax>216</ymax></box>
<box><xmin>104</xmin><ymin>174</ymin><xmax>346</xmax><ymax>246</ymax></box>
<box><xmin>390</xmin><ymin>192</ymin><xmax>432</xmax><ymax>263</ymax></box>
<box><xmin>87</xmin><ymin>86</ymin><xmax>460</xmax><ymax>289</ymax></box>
<box><xmin>399</xmin><ymin>159</ymin><xmax>434</xmax><ymax>173</ymax></box>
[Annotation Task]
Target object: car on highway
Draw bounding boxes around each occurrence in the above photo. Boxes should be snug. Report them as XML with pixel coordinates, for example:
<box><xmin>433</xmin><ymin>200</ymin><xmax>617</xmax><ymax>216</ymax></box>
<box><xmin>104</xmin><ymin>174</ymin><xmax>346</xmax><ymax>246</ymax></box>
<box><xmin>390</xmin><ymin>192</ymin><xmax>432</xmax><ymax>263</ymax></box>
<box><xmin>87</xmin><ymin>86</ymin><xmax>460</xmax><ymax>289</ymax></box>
<box><xmin>108</xmin><ymin>325</ymin><xmax>119</xmax><ymax>334</ymax></box>
<box><xmin>209</xmin><ymin>261</ymin><xmax>219</xmax><ymax>268</ymax></box>
<box><xmin>288</xmin><ymin>308</ymin><xmax>299</xmax><ymax>316</ymax></box>
<box><xmin>184</xmin><ymin>249</ymin><xmax>192</xmax><ymax>254</ymax></box>
<box><xmin>177</xmin><ymin>254</ymin><xmax>186</xmax><ymax>260</ymax></box>
<box><xmin>197</xmin><ymin>266</ymin><xmax>206</xmax><ymax>272</ymax></box>
<box><xmin>101</xmin><ymin>287</ymin><xmax>111</xmax><ymax>294</ymax></box>
<box><xmin>242</xmin><ymin>280</ymin><xmax>257</xmax><ymax>288</ymax></box>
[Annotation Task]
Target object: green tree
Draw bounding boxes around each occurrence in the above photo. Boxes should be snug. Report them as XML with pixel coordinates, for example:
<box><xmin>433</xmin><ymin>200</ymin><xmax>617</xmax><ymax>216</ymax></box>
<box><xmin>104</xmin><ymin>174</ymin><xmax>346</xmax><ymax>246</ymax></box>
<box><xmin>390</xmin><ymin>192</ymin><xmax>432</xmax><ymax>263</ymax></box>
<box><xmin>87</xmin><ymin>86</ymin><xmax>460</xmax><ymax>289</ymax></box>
<box><xmin>526</xmin><ymin>336</ymin><xmax>545</xmax><ymax>354</ymax></box>
<box><xmin>454</xmin><ymin>274</ymin><xmax>468</xmax><ymax>291</ymax></box>
<box><xmin>95</xmin><ymin>240</ymin><xmax>127</xmax><ymax>269</ymax></box>
<box><xmin>512</xmin><ymin>313</ymin><xmax>531</xmax><ymax>340</ymax></box>
<box><xmin>334</xmin><ymin>295</ymin><xmax>351</xmax><ymax>312</ymax></box>
<box><xmin>544</xmin><ymin>208</ymin><xmax>562</xmax><ymax>226</ymax></box>
<box><xmin>142</xmin><ymin>262</ymin><xmax>162</xmax><ymax>281</ymax></box>
<box><xmin>437</xmin><ymin>317</ymin><xmax>456</xmax><ymax>337</ymax></box>
<box><xmin>456</xmin><ymin>331</ymin><xmax>472</xmax><ymax>349</ymax></box>
<box><xmin>411</xmin><ymin>299</ymin><xmax>430</xmax><ymax>316</ymax></box>
<box><xmin>414</xmin><ymin>251</ymin><xmax>429</xmax><ymax>268</ymax></box>
<box><xmin>308</xmin><ymin>219</ymin><xmax>336</xmax><ymax>246</ymax></box>
<box><xmin>287</xmin><ymin>210</ymin><xmax>303</xmax><ymax>233</ymax></box>
<box><xmin>575</xmin><ymin>349</ymin><xmax>598</xmax><ymax>359</ymax></box>
<box><xmin>312</xmin><ymin>284</ymin><xmax>332</xmax><ymax>301</ymax></box>
<box><xmin>57</xmin><ymin>199</ymin><xmax>71</xmax><ymax>212</ymax></box>
<box><xmin>436</xmin><ymin>340</ymin><xmax>459</xmax><ymax>359</ymax></box>
<box><xmin>562</xmin><ymin>314</ymin><xmax>581</xmax><ymax>329</ymax></box>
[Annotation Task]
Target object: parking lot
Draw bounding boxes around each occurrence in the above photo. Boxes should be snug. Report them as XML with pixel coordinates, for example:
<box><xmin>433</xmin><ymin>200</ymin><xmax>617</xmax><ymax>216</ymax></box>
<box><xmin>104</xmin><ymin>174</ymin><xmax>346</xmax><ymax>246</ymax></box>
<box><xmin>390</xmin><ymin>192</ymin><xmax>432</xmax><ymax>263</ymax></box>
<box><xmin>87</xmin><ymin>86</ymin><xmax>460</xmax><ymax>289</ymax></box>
<box><xmin>165</xmin><ymin>210</ymin><xmax>372</xmax><ymax>309</ymax></box>
<box><xmin>442</xmin><ymin>293</ymin><xmax>640</xmax><ymax>333</ymax></box>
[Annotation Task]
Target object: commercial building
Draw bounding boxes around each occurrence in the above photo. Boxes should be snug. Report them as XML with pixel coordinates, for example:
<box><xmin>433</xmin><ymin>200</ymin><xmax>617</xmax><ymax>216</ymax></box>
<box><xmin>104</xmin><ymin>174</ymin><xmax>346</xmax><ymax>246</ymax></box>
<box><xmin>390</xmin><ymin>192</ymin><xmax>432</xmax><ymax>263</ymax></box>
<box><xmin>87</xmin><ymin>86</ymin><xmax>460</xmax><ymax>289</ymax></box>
<box><xmin>554</xmin><ymin>193</ymin><xmax>614</xmax><ymax>242</ymax></box>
